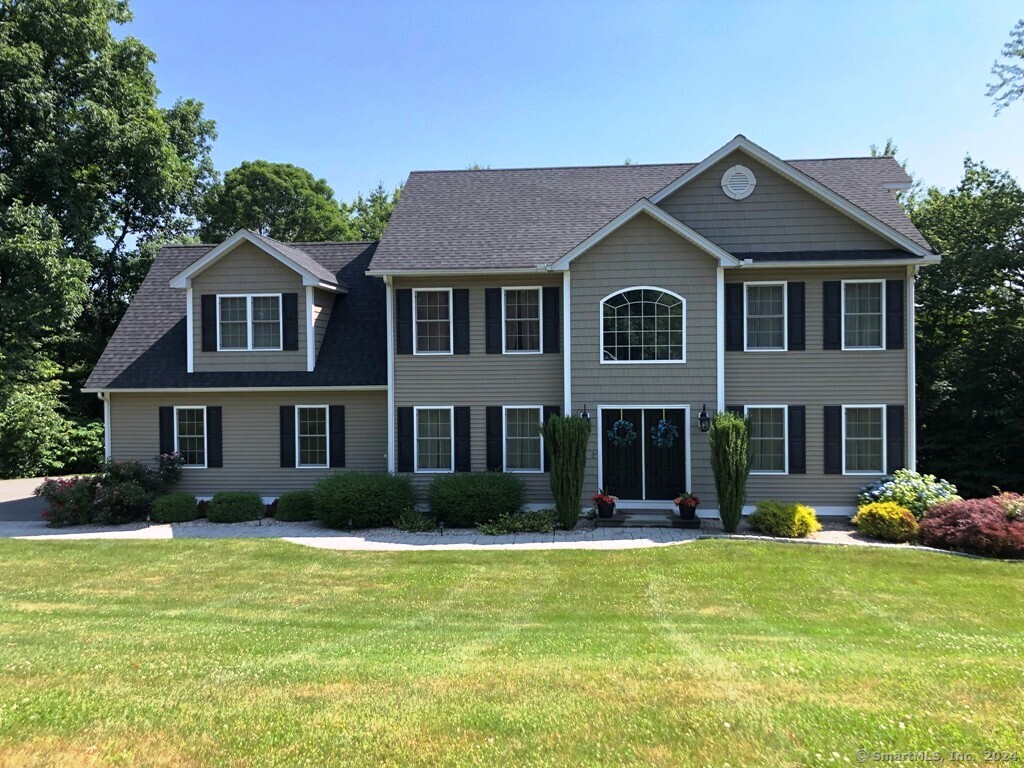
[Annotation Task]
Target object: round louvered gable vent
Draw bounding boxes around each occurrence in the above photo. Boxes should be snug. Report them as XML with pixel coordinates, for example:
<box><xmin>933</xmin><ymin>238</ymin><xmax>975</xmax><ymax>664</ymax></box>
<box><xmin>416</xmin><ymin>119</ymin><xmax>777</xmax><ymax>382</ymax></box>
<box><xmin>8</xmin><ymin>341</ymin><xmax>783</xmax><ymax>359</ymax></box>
<box><xmin>721</xmin><ymin>165</ymin><xmax>756</xmax><ymax>200</ymax></box>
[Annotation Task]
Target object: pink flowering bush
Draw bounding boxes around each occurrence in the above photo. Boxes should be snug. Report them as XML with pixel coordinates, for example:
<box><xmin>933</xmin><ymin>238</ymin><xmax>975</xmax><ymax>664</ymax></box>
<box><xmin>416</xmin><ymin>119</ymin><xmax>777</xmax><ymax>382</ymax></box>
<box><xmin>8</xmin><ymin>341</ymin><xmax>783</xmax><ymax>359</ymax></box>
<box><xmin>34</xmin><ymin>476</ymin><xmax>97</xmax><ymax>527</ymax></box>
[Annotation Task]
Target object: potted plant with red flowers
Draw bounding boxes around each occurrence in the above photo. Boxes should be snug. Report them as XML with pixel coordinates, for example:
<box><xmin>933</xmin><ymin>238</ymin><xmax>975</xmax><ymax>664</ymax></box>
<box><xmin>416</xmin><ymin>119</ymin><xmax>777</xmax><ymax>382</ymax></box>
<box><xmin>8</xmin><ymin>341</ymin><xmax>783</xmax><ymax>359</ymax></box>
<box><xmin>592</xmin><ymin>489</ymin><xmax>619</xmax><ymax>518</ymax></box>
<box><xmin>674</xmin><ymin>492</ymin><xmax>700</xmax><ymax>521</ymax></box>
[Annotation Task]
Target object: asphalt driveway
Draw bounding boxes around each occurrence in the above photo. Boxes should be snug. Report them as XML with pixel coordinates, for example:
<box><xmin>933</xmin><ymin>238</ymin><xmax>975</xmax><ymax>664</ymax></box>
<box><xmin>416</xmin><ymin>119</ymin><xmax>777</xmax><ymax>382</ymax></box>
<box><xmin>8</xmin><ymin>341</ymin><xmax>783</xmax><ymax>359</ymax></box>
<box><xmin>0</xmin><ymin>478</ymin><xmax>48</xmax><ymax>522</ymax></box>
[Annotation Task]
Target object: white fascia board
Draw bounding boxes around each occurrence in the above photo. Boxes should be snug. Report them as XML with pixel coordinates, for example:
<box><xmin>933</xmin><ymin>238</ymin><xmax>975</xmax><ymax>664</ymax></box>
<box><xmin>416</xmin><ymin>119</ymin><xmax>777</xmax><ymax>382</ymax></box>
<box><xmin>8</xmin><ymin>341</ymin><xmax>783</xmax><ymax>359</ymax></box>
<box><xmin>169</xmin><ymin>229</ymin><xmax>342</xmax><ymax>291</ymax></box>
<box><xmin>649</xmin><ymin>135</ymin><xmax>935</xmax><ymax>259</ymax></box>
<box><xmin>548</xmin><ymin>199</ymin><xmax>741</xmax><ymax>271</ymax></box>
<box><xmin>735</xmin><ymin>256</ymin><xmax>940</xmax><ymax>269</ymax></box>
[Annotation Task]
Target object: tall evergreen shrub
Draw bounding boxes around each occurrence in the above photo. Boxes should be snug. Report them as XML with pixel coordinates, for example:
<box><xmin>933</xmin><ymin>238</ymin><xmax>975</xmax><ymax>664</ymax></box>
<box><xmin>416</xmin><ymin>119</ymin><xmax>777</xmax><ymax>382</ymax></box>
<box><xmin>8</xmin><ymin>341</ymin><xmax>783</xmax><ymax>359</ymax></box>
<box><xmin>540</xmin><ymin>415</ymin><xmax>591</xmax><ymax>529</ymax></box>
<box><xmin>709</xmin><ymin>411</ymin><xmax>752</xmax><ymax>533</ymax></box>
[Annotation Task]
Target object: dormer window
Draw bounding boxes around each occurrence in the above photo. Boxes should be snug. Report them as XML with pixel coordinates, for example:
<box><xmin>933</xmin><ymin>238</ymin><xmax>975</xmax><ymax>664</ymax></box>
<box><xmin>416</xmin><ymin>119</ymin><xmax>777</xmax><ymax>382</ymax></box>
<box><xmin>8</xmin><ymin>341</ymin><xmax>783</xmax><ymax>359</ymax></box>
<box><xmin>217</xmin><ymin>294</ymin><xmax>282</xmax><ymax>351</ymax></box>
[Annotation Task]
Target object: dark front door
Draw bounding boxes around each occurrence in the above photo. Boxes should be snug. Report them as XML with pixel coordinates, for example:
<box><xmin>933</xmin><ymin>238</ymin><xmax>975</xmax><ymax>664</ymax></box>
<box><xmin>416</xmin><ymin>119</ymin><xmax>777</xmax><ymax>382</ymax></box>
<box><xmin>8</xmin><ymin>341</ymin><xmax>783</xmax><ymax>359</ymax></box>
<box><xmin>644</xmin><ymin>408</ymin><xmax>686</xmax><ymax>500</ymax></box>
<box><xmin>601</xmin><ymin>408</ymin><xmax>642</xmax><ymax>499</ymax></box>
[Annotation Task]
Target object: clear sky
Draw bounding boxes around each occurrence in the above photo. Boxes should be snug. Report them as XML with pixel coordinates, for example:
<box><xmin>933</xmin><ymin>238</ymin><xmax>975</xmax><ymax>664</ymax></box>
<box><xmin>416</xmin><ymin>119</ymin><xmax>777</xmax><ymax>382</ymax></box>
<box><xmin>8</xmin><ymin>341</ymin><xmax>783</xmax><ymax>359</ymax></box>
<box><xmin>125</xmin><ymin>0</ymin><xmax>1024</xmax><ymax>201</ymax></box>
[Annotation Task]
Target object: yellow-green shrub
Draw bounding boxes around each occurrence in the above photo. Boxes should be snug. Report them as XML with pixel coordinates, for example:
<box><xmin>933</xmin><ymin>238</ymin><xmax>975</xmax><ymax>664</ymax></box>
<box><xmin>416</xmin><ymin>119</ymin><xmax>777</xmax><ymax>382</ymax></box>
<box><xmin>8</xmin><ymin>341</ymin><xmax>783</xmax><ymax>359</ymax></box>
<box><xmin>852</xmin><ymin>501</ymin><xmax>919</xmax><ymax>543</ymax></box>
<box><xmin>749</xmin><ymin>500</ymin><xmax>821</xmax><ymax>538</ymax></box>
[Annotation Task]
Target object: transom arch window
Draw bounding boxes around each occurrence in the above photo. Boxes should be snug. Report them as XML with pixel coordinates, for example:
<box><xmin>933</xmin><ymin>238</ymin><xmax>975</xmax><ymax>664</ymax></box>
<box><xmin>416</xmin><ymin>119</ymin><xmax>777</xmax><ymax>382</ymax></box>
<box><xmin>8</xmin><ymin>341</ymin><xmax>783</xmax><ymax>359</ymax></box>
<box><xmin>601</xmin><ymin>287</ymin><xmax>685</xmax><ymax>363</ymax></box>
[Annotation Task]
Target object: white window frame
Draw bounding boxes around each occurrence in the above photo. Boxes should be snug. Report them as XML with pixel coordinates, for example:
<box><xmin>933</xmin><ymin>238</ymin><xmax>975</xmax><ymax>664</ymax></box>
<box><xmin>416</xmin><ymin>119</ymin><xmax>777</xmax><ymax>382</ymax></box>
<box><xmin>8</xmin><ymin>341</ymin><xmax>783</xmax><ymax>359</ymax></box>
<box><xmin>216</xmin><ymin>293</ymin><xmax>284</xmax><ymax>352</ymax></box>
<box><xmin>744</xmin><ymin>404</ymin><xmax>789</xmax><ymax>475</ymax></box>
<box><xmin>412</xmin><ymin>288</ymin><xmax>454</xmax><ymax>356</ymax></box>
<box><xmin>598</xmin><ymin>285</ymin><xmax>687</xmax><ymax>364</ymax></box>
<box><xmin>841</xmin><ymin>279</ymin><xmax>886</xmax><ymax>351</ymax></box>
<box><xmin>502</xmin><ymin>405</ymin><xmax>544</xmax><ymax>473</ymax></box>
<box><xmin>501</xmin><ymin>287</ymin><xmax>543</xmax><ymax>355</ymax></box>
<box><xmin>413</xmin><ymin>405</ymin><xmax>455</xmax><ymax>474</ymax></box>
<box><xmin>295</xmin><ymin>405</ymin><xmax>330</xmax><ymax>469</ymax></box>
<box><xmin>743</xmin><ymin>281</ymin><xmax>787</xmax><ymax>352</ymax></box>
<box><xmin>173</xmin><ymin>405</ymin><xmax>207</xmax><ymax>469</ymax></box>
<box><xmin>842</xmin><ymin>404</ymin><xmax>887</xmax><ymax>476</ymax></box>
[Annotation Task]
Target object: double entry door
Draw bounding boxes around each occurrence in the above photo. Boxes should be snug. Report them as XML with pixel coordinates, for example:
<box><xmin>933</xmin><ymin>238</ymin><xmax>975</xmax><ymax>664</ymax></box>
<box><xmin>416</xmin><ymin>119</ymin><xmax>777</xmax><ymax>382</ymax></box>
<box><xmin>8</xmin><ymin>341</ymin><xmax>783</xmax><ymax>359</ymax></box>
<box><xmin>600</xmin><ymin>407</ymin><xmax>687</xmax><ymax>501</ymax></box>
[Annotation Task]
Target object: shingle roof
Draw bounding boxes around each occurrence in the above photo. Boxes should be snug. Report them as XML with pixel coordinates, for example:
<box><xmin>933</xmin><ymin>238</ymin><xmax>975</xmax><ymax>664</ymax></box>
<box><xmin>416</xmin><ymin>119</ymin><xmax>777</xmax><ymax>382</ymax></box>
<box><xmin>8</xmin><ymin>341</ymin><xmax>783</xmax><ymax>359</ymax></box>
<box><xmin>84</xmin><ymin>242</ymin><xmax>385</xmax><ymax>391</ymax></box>
<box><xmin>246</xmin><ymin>231</ymin><xmax>345</xmax><ymax>288</ymax></box>
<box><xmin>369</xmin><ymin>156</ymin><xmax>930</xmax><ymax>272</ymax></box>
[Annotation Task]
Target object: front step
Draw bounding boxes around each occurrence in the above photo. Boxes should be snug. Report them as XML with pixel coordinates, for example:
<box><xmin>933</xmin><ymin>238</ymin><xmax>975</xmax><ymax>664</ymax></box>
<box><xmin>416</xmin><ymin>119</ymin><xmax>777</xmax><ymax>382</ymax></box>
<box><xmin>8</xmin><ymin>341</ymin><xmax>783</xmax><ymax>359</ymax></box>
<box><xmin>595</xmin><ymin>512</ymin><xmax>701</xmax><ymax>529</ymax></box>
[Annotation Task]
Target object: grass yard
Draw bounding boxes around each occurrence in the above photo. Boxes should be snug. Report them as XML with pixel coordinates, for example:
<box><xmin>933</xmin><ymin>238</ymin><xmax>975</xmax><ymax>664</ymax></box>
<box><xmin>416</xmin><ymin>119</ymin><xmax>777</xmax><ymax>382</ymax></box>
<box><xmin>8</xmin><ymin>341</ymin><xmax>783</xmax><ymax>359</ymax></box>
<box><xmin>0</xmin><ymin>540</ymin><xmax>1021</xmax><ymax>767</ymax></box>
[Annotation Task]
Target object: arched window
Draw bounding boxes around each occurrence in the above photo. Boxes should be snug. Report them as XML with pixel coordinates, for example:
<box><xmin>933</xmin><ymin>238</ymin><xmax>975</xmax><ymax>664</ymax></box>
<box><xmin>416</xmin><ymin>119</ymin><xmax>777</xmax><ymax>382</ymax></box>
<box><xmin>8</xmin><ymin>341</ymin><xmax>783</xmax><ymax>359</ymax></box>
<box><xmin>601</xmin><ymin>287</ymin><xmax>685</xmax><ymax>362</ymax></box>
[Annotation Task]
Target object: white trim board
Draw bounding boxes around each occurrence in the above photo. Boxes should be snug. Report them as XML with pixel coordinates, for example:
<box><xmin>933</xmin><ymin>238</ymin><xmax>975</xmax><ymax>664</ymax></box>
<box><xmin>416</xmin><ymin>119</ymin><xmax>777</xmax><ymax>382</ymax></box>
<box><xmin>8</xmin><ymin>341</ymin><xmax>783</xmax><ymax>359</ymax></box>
<box><xmin>648</xmin><ymin>135</ymin><xmax>934</xmax><ymax>259</ymax></box>
<box><xmin>385</xmin><ymin>275</ymin><xmax>397</xmax><ymax>473</ymax></box>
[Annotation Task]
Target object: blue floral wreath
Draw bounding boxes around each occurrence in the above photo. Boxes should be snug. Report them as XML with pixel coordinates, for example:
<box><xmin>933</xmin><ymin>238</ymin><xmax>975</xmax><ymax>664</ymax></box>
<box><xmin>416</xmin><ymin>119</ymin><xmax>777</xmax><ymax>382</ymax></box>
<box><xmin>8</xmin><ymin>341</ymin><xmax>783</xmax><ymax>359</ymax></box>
<box><xmin>650</xmin><ymin>418</ymin><xmax>679</xmax><ymax>449</ymax></box>
<box><xmin>607</xmin><ymin>419</ymin><xmax>637</xmax><ymax>447</ymax></box>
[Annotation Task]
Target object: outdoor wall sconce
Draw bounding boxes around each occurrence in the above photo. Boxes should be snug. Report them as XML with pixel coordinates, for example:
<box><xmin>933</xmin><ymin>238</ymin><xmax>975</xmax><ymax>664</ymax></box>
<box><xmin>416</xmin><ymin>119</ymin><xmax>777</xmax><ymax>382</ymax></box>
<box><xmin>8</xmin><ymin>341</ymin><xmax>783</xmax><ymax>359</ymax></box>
<box><xmin>698</xmin><ymin>404</ymin><xmax>711</xmax><ymax>433</ymax></box>
<box><xmin>580</xmin><ymin>405</ymin><xmax>590</xmax><ymax>421</ymax></box>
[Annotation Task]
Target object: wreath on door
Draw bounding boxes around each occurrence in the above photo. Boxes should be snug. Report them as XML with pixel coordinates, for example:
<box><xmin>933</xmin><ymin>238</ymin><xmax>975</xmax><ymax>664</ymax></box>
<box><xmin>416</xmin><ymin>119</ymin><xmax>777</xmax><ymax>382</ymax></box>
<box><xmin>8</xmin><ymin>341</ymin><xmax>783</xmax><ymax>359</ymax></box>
<box><xmin>607</xmin><ymin>419</ymin><xmax>637</xmax><ymax>447</ymax></box>
<box><xmin>650</xmin><ymin>418</ymin><xmax>679</xmax><ymax>449</ymax></box>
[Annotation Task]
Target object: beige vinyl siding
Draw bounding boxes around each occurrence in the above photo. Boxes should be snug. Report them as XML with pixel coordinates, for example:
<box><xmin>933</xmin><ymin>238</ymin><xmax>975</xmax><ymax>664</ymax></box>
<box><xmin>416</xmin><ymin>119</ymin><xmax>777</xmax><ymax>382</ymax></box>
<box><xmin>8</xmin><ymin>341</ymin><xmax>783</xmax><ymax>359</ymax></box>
<box><xmin>191</xmin><ymin>242</ymin><xmax>307</xmax><ymax>372</ymax></box>
<box><xmin>393</xmin><ymin>275</ymin><xmax>563</xmax><ymax>503</ymax></box>
<box><xmin>726</xmin><ymin>265</ymin><xmax>909</xmax><ymax>508</ymax></box>
<box><xmin>108</xmin><ymin>390</ymin><xmax>386</xmax><ymax>496</ymax></box>
<box><xmin>312</xmin><ymin>288</ymin><xmax>333</xmax><ymax>361</ymax></box>
<box><xmin>659</xmin><ymin>151</ymin><xmax>894</xmax><ymax>253</ymax></box>
<box><xmin>569</xmin><ymin>212</ymin><xmax>719</xmax><ymax>506</ymax></box>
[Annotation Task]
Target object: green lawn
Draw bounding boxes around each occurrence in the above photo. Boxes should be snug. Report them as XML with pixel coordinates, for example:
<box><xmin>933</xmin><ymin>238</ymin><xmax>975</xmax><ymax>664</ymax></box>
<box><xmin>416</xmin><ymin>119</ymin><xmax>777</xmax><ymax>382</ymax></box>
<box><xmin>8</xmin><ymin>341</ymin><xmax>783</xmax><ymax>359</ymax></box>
<box><xmin>0</xmin><ymin>540</ymin><xmax>1021</xmax><ymax>767</ymax></box>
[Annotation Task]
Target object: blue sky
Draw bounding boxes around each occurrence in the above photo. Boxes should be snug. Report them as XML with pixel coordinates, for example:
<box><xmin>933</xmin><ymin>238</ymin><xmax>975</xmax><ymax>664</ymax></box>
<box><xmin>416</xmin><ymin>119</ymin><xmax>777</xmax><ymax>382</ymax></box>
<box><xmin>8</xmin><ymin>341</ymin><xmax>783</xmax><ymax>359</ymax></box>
<box><xmin>126</xmin><ymin>0</ymin><xmax>1024</xmax><ymax>201</ymax></box>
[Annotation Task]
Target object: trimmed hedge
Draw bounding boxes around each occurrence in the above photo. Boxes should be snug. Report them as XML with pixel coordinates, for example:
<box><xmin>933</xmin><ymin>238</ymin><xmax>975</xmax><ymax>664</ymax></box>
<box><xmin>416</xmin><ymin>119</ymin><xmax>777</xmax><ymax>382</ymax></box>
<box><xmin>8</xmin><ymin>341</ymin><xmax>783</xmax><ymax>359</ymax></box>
<box><xmin>275</xmin><ymin>490</ymin><xmax>317</xmax><ymax>522</ymax></box>
<box><xmin>919</xmin><ymin>494</ymin><xmax>1024</xmax><ymax>558</ymax></box>
<box><xmin>151</xmin><ymin>492</ymin><xmax>202</xmax><ymax>523</ymax></box>
<box><xmin>207</xmin><ymin>491</ymin><xmax>265</xmax><ymax>523</ymax></box>
<box><xmin>749</xmin><ymin>500</ymin><xmax>821</xmax><ymax>538</ymax></box>
<box><xmin>852</xmin><ymin>501</ymin><xmax>918</xmax><ymax>543</ymax></box>
<box><xmin>314</xmin><ymin>472</ymin><xmax>416</xmax><ymax>529</ymax></box>
<box><xmin>427</xmin><ymin>473</ymin><xmax>525</xmax><ymax>528</ymax></box>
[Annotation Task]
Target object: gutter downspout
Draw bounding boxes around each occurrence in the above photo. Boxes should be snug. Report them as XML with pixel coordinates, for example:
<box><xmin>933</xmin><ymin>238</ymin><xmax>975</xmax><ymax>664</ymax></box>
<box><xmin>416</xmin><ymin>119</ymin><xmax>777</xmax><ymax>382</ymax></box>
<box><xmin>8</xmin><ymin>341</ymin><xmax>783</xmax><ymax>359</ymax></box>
<box><xmin>97</xmin><ymin>392</ymin><xmax>111</xmax><ymax>460</ymax></box>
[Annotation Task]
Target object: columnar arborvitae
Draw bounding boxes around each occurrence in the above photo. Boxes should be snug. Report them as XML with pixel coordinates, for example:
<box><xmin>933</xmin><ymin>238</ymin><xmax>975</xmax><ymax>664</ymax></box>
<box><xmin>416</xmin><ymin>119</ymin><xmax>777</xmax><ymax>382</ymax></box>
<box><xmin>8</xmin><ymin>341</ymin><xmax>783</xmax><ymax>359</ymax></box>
<box><xmin>709</xmin><ymin>411</ymin><xmax>752</xmax><ymax>533</ymax></box>
<box><xmin>540</xmin><ymin>415</ymin><xmax>592</xmax><ymax>530</ymax></box>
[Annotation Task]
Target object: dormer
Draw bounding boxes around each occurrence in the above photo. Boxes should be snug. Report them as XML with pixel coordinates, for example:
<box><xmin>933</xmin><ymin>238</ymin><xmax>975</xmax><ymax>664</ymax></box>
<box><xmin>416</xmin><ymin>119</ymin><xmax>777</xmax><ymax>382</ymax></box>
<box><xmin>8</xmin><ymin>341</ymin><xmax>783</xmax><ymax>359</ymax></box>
<box><xmin>169</xmin><ymin>229</ymin><xmax>347</xmax><ymax>374</ymax></box>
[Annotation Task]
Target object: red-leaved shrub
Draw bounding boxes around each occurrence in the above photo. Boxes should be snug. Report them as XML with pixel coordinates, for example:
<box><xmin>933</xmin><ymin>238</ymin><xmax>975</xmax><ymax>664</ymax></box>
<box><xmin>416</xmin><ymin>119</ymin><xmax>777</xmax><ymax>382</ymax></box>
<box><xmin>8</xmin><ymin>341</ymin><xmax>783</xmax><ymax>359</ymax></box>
<box><xmin>920</xmin><ymin>494</ymin><xmax>1024</xmax><ymax>559</ymax></box>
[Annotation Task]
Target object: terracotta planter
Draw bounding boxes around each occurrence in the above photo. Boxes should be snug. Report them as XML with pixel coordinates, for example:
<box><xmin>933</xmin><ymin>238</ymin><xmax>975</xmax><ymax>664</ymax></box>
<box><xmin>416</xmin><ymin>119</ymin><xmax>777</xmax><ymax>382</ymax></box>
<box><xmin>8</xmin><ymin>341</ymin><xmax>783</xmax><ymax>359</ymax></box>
<box><xmin>596</xmin><ymin>502</ymin><xmax>616</xmax><ymax>519</ymax></box>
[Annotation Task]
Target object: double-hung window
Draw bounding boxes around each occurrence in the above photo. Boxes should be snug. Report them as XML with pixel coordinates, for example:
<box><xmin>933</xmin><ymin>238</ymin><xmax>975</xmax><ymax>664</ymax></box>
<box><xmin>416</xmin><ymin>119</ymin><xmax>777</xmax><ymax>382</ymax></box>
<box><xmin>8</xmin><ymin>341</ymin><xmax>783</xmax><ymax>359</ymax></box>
<box><xmin>414</xmin><ymin>406</ymin><xmax>453</xmax><ymax>472</ymax></box>
<box><xmin>503</xmin><ymin>406</ymin><xmax>543</xmax><ymax>472</ymax></box>
<box><xmin>174</xmin><ymin>406</ymin><xmax>207</xmax><ymax>468</ymax></box>
<box><xmin>842</xmin><ymin>281</ymin><xmax>884</xmax><ymax>350</ymax></box>
<box><xmin>745</xmin><ymin>406</ymin><xmax>787</xmax><ymax>474</ymax></box>
<box><xmin>843</xmin><ymin>405</ymin><xmax>885</xmax><ymax>474</ymax></box>
<box><xmin>217</xmin><ymin>294</ymin><xmax>282</xmax><ymax>351</ymax></box>
<box><xmin>744</xmin><ymin>283</ymin><xmax>786</xmax><ymax>351</ymax></box>
<box><xmin>413</xmin><ymin>289</ymin><xmax>452</xmax><ymax>354</ymax></box>
<box><xmin>503</xmin><ymin>288</ymin><xmax>542</xmax><ymax>353</ymax></box>
<box><xmin>296</xmin><ymin>406</ymin><xmax>329</xmax><ymax>468</ymax></box>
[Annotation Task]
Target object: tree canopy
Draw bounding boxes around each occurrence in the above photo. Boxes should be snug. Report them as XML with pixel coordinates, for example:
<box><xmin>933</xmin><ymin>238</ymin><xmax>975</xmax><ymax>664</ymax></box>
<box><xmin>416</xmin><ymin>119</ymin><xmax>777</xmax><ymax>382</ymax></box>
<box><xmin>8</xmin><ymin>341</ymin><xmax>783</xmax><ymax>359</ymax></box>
<box><xmin>987</xmin><ymin>18</ymin><xmax>1024</xmax><ymax>113</ymax></box>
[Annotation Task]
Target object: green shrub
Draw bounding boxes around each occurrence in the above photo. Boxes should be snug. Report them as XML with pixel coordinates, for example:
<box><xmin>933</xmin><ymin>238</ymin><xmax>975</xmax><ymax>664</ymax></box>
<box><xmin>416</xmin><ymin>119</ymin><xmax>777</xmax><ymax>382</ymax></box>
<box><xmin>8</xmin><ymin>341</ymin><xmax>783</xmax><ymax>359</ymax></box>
<box><xmin>35</xmin><ymin>476</ymin><xmax>97</xmax><ymax>527</ymax></box>
<box><xmin>477</xmin><ymin>508</ymin><xmax>557</xmax><ymax>535</ymax></box>
<box><xmin>427</xmin><ymin>473</ymin><xmax>525</xmax><ymax>528</ymax></box>
<box><xmin>540</xmin><ymin>415</ymin><xmax>591</xmax><ymax>529</ymax></box>
<box><xmin>710</xmin><ymin>412</ymin><xmax>752</xmax><ymax>533</ymax></box>
<box><xmin>857</xmin><ymin>469</ymin><xmax>960</xmax><ymax>520</ymax></box>
<box><xmin>393</xmin><ymin>508</ymin><xmax>438</xmax><ymax>532</ymax></box>
<box><xmin>151</xmin><ymin>492</ymin><xmax>202</xmax><ymax>523</ymax></box>
<box><xmin>749</xmin><ymin>500</ymin><xmax>821</xmax><ymax>538</ymax></box>
<box><xmin>852</xmin><ymin>501</ymin><xmax>919</xmax><ymax>542</ymax></box>
<box><xmin>314</xmin><ymin>472</ymin><xmax>416</xmax><ymax>529</ymax></box>
<box><xmin>207</xmin><ymin>491</ymin><xmax>265</xmax><ymax>523</ymax></box>
<box><xmin>275</xmin><ymin>490</ymin><xmax>317</xmax><ymax>522</ymax></box>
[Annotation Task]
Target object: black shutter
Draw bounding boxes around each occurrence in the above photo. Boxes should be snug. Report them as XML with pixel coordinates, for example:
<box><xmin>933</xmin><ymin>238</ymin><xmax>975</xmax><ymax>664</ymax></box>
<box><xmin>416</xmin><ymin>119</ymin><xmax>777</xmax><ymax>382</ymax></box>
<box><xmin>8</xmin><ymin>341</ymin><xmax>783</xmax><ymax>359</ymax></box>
<box><xmin>726</xmin><ymin>405</ymin><xmax>744</xmax><ymax>416</ymax></box>
<box><xmin>206</xmin><ymin>406</ymin><xmax>223</xmax><ymax>468</ymax></box>
<box><xmin>788</xmin><ymin>405</ymin><xmax>806</xmax><ymax>474</ymax></box>
<box><xmin>159</xmin><ymin>406</ymin><xmax>174</xmax><ymax>455</ymax></box>
<box><xmin>725</xmin><ymin>283</ymin><xmax>743</xmax><ymax>351</ymax></box>
<box><xmin>485</xmin><ymin>288</ymin><xmax>501</xmax><ymax>354</ymax></box>
<box><xmin>201</xmin><ymin>295</ymin><xmax>216</xmax><ymax>351</ymax></box>
<box><xmin>280</xmin><ymin>405</ymin><xmax>296</xmax><ymax>468</ymax></box>
<box><xmin>787</xmin><ymin>282</ymin><xmax>805</xmax><ymax>351</ymax></box>
<box><xmin>454</xmin><ymin>406</ymin><xmax>471</xmax><ymax>471</ymax></box>
<box><xmin>886</xmin><ymin>280</ymin><xmax>905</xmax><ymax>350</ymax></box>
<box><xmin>543</xmin><ymin>287</ymin><xmax>560</xmax><ymax>353</ymax></box>
<box><xmin>396</xmin><ymin>289</ymin><xmax>413</xmax><ymax>355</ymax></box>
<box><xmin>486</xmin><ymin>406</ymin><xmax>503</xmax><ymax>471</ymax></box>
<box><xmin>823</xmin><ymin>405</ymin><xmax>842</xmax><ymax>474</ymax></box>
<box><xmin>282</xmin><ymin>293</ymin><xmax>299</xmax><ymax>350</ymax></box>
<box><xmin>542</xmin><ymin>405</ymin><xmax>560</xmax><ymax>472</ymax></box>
<box><xmin>886</xmin><ymin>405</ymin><xmax>905</xmax><ymax>474</ymax></box>
<box><xmin>823</xmin><ymin>281</ymin><xmax>841</xmax><ymax>350</ymax></box>
<box><xmin>397</xmin><ymin>407</ymin><xmax>413</xmax><ymax>472</ymax></box>
<box><xmin>453</xmin><ymin>289</ymin><xmax>470</xmax><ymax>354</ymax></box>
<box><xmin>329</xmin><ymin>405</ymin><xmax>346</xmax><ymax>468</ymax></box>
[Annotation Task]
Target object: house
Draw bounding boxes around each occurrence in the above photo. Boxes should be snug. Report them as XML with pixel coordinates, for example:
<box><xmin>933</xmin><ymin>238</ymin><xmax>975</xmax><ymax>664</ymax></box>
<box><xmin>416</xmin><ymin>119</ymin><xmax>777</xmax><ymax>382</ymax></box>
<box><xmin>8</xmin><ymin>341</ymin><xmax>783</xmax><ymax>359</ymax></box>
<box><xmin>83</xmin><ymin>135</ymin><xmax>938</xmax><ymax>517</ymax></box>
